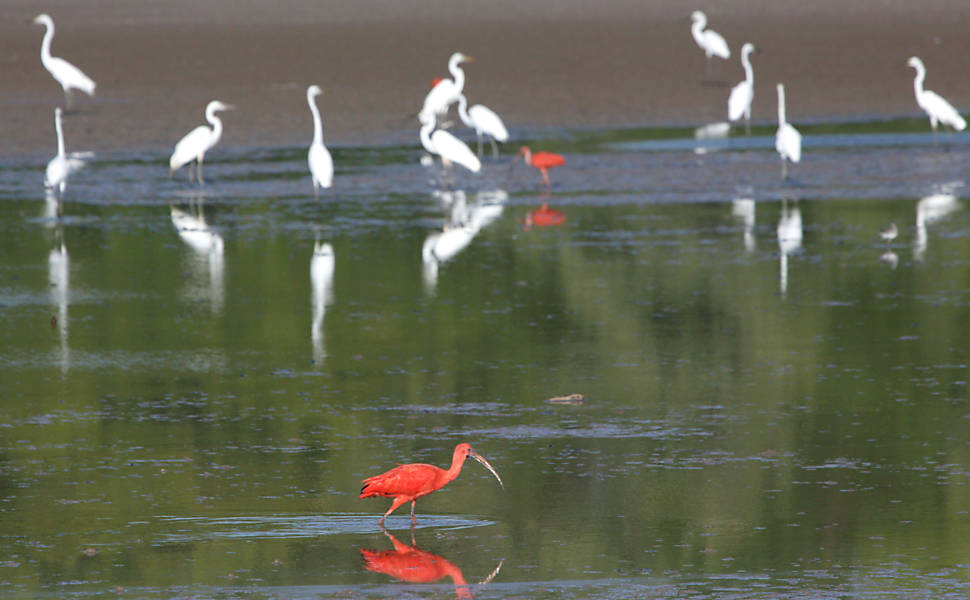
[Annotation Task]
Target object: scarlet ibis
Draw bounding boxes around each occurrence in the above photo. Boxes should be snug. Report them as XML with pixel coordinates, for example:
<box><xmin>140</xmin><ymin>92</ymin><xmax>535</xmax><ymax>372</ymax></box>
<box><xmin>907</xmin><ymin>57</ymin><xmax>966</xmax><ymax>135</ymax></box>
<box><xmin>524</xmin><ymin>203</ymin><xmax>565</xmax><ymax>228</ymax></box>
<box><xmin>690</xmin><ymin>11</ymin><xmax>730</xmax><ymax>74</ymax></box>
<box><xmin>515</xmin><ymin>146</ymin><xmax>565</xmax><ymax>188</ymax></box>
<box><xmin>360</xmin><ymin>443</ymin><xmax>503</xmax><ymax>525</ymax></box>
<box><xmin>728</xmin><ymin>43</ymin><xmax>756</xmax><ymax>134</ymax></box>
<box><xmin>774</xmin><ymin>84</ymin><xmax>801</xmax><ymax>180</ymax></box>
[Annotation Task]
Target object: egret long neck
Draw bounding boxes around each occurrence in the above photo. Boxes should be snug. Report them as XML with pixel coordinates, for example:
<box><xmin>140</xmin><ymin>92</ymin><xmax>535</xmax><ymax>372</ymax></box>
<box><xmin>449</xmin><ymin>59</ymin><xmax>466</xmax><ymax>95</ymax></box>
<box><xmin>206</xmin><ymin>108</ymin><xmax>223</xmax><ymax>146</ymax></box>
<box><xmin>54</xmin><ymin>110</ymin><xmax>65</xmax><ymax>158</ymax></box>
<box><xmin>419</xmin><ymin>120</ymin><xmax>436</xmax><ymax>154</ymax></box>
<box><xmin>456</xmin><ymin>94</ymin><xmax>472</xmax><ymax>128</ymax></box>
<box><xmin>308</xmin><ymin>93</ymin><xmax>324</xmax><ymax>146</ymax></box>
<box><xmin>690</xmin><ymin>19</ymin><xmax>704</xmax><ymax>43</ymax></box>
<box><xmin>777</xmin><ymin>86</ymin><xmax>787</xmax><ymax>125</ymax></box>
<box><xmin>742</xmin><ymin>49</ymin><xmax>754</xmax><ymax>84</ymax></box>
<box><xmin>912</xmin><ymin>65</ymin><xmax>925</xmax><ymax>100</ymax></box>
<box><xmin>40</xmin><ymin>22</ymin><xmax>54</xmax><ymax>65</ymax></box>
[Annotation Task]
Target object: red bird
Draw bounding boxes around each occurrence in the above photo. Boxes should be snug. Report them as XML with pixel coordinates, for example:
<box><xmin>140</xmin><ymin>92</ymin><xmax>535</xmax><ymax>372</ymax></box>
<box><xmin>361</xmin><ymin>529</ymin><xmax>471</xmax><ymax>598</ymax></box>
<box><xmin>360</xmin><ymin>443</ymin><xmax>504</xmax><ymax>525</ymax></box>
<box><xmin>516</xmin><ymin>146</ymin><xmax>565</xmax><ymax>187</ymax></box>
<box><xmin>524</xmin><ymin>203</ymin><xmax>566</xmax><ymax>228</ymax></box>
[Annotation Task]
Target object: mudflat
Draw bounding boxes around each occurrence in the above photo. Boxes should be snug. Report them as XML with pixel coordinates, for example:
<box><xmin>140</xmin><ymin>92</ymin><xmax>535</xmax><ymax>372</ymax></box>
<box><xmin>3</xmin><ymin>0</ymin><xmax>969</xmax><ymax>157</ymax></box>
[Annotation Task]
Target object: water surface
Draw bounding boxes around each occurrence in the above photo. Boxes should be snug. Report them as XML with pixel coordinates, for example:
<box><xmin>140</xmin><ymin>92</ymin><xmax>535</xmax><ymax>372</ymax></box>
<box><xmin>2</xmin><ymin>121</ymin><xmax>970</xmax><ymax>598</ymax></box>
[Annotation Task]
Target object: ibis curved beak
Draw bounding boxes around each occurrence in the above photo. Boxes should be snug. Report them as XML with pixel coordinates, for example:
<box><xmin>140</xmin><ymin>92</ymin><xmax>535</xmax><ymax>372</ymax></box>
<box><xmin>471</xmin><ymin>451</ymin><xmax>504</xmax><ymax>489</ymax></box>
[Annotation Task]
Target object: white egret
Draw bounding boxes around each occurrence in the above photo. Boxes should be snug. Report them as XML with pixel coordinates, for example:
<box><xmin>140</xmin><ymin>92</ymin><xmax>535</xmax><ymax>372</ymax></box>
<box><xmin>45</xmin><ymin>107</ymin><xmax>87</xmax><ymax>196</ymax></box>
<box><xmin>306</xmin><ymin>85</ymin><xmax>334</xmax><ymax>195</ymax></box>
<box><xmin>34</xmin><ymin>14</ymin><xmax>96</xmax><ymax>109</ymax></box>
<box><xmin>690</xmin><ymin>11</ymin><xmax>730</xmax><ymax>74</ymax></box>
<box><xmin>907</xmin><ymin>57</ymin><xmax>966</xmax><ymax>136</ymax></box>
<box><xmin>457</xmin><ymin>94</ymin><xmax>509</xmax><ymax>157</ymax></box>
<box><xmin>775</xmin><ymin>84</ymin><xmax>802</xmax><ymax>180</ymax></box>
<box><xmin>420</xmin><ymin>52</ymin><xmax>473</xmax><ymax>123</ymax></box>
<box><xmin>728</xmin><ymin>43</ymin><xmax>756</xmax><ymax>133</ymax></box>
<box><xmin>419</xmin><ymin>112</ymin><xmax>481</xmax><ymax>174</ymax></box>
<box><xmin>170</xmin><ymin>100</ymin><xmax>233</xmax><ymax>185</ymax></box>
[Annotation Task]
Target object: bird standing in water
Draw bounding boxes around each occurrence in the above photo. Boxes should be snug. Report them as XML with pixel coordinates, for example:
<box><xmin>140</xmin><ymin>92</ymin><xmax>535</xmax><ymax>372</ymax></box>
<box><xmin>360</xmin><ymin>443</ymin><xmax>503</xmax><ymax>525</ymax></box>
<box><xmin>907</xmin><ymin>56</ymin><xmax>966</xmax><ymax>136</ymax></box>
<box><xmin>515</xmin><ymin>146</ymin><xmax>565</xmax><ymax>188</ymax></box>
<box><xmin>306</xmin><ymin>85</ymin><xmax>334</xmax><ymax>195</ymax></box>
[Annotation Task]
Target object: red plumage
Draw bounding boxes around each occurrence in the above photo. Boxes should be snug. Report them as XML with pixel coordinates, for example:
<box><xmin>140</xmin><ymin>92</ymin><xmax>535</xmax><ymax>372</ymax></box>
<box><xmin>359</xmin><ymin>442</ymin><xmax>503</xmax><ymax>525</ymax></box>
<box><xmin>517</xmin><ymin>146</ymin><xmax>565</xmax><ymax>187</ymax></box>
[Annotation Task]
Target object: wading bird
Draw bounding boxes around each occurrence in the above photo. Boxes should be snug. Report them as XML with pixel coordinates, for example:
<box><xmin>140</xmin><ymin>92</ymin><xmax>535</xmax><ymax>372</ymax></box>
<box><xmin>879</xmin><ymin>222</ymin><xmax>898</xmax><ymax>246</ymax></box>
<box><xmin>45</xmin><ymin>108</ymin><xmax>88</xmax><ymax>196</ymax></box>
<box><xmin>306</xmin><ymin>85</ymin><xmax>334</xmax><ymax>195</ymax></box>
<box><xmin>690</xmin><ymin>11</ymin><xmax>730</xmax><ymax>74</ymax></box>
<box><xmin>728</xmin><ymin>43</ymin><xmax>757</xmax><ymax>133</ymax></box>
<box><xmin>34</xmin><ymin>14</ymin><xmax>96</xmax><ymax>110</ymax></box>
<box><xmin>170</xmin><ymin>100</ymin><xmax>233</xmax><ymax>185</ymax></box>
<box><xmin>907</xmin><ymin>57</ymin><xmax>966</xmax><ymax>136</ymax></box>
<box><xmin>360</xmin><ymin>443</ymin><xmax>503</xmax><ymax>525</ymax></box>
<box><xmin>457</xmin><ymin>94</ymin><xmax>509</xmax><ymax>157</ymax></box>
<box><xmin>514</xmin><ymin>146</ymin><xmax>565</xmax><ymax>188</ymax></box>
<box><xmin>419</xmin><ymin>112</ymin><xmax>481</xmax><ymax>174</ymax></box>
<box><xmin>775</xmin><ymin>84</ymin><xmax>802</xmax><ymax>180</ymax></box>
<box><xmin>420</xmin><ymin>52</ymin><xmax>474</xmax><ymax>123</ymax></box>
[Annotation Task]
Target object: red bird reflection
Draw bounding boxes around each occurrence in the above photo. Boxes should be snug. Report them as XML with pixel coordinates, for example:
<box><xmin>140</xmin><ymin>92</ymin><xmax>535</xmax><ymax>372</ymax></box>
<box><xmin>524</xmin><ymin>203</ymin><xmax>566</xmax><ymax>229</ymax></box>
<box><xmin>361</xmin><ymin>528</ymin><xmax>503</xmax><ymax>599</ymax></box>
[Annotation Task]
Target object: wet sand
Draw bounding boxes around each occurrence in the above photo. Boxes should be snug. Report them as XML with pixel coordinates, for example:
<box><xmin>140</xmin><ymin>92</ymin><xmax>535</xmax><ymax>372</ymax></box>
<box><xmin>3</xmin><ymin>0</ymin><xmax>969</xmax><ymax>158</ymax></box>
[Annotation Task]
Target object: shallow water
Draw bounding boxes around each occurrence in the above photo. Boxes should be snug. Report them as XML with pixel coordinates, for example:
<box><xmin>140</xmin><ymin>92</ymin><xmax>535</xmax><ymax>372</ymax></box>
<box><xmin>3</xmin><ymin>120</ymin><xmax>970</xmax><ymax>599</ymax></box>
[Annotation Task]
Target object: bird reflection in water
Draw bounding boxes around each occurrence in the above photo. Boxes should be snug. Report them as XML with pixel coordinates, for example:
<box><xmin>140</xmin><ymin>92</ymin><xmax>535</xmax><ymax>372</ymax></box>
<box><xmin>731</xmin><ymin>197</ymin><xmax>756</xmax><ymax>252</ymax></box>
<box><xmin>310</xmin><ymin>238</ymin><xmax>335</xmax><ymax>365</ymax></box>
<box><xmin>361</xmin><ymin>526</ymin><xmax>503</xmax><ymax>599</ymax></box>
<box><xmin>523</xmin><ymin>203</ymin><xmax>565</xmax><ymax>229</ymax></box>
<box><xmin>913</xmin><ymin>191</ymin><xmax>960</xmax><ymax>263</ymax></box>
<box><xmin>170</xmin><ymin>196</ymin><xmax>225</xmax><ymax>313</ymax></box>
<box><xmin>48</xmin><ymin>228</ymin><xmax>70</xmax><ymax>374</ymax></box>
<box><xmin>422</xmin><ymin>189</ymin><xmax>506</xmax><ymax>294</ymax></box>
<box><xmin>694</xmin><ymin>121</ymin><xmax>731</xmax><ymax>155</ymax></box>
<box><xmin>777</xmin><ymin>197</ymin><xmax>803</xmax><ymax>297</ymax></box>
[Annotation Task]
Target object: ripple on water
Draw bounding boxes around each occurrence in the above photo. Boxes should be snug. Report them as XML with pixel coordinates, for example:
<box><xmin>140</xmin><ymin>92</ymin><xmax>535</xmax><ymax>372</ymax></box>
<box><xmin>152</xmin><ymin>513</ymin><xmax>496</xmax><ymax>543</ymax></box>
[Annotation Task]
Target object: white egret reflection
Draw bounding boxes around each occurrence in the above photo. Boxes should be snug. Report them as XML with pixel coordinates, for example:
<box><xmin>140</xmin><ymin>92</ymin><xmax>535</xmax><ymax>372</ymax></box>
<box><xmin>880</xmin><ymin>250</ymin><xmax>899</xmax><ymax>270</ymax></box>
<box><xmin>422</xmin><ymin>188</ymin><xmax>507</xmax><ymax>294</ymax></box>
<box><xmin>731</xmin><ymin>197</ymin><xmax>756</xmax><ymax>252</ymax></box>
<box><xmin>48</xmin><ymin>232</ymin><xmax>70</xmax><ymax>374</ymax></box>
<box><xmin>694</xmin><ymin>121</ymin><xmax>730</xmax><ymax>155</ymax></box>
<box><xmin>170</xmin><ymin>199</ymin><xmax>225</xmax><ymax>313</ymax></box>
<box><xmin>777</xmin><ymin>198</ymin><xmax>803</xmax><ymax>296</ymax></box>
<box><xmin>310</xmin><ymin>240</ymin><xmax>335</xmax><ymax>365</ymax></box>
<box><xmin>914</xmin><ymin>192</ymin><xmax>960</xmax><ymax>262</ymax></box>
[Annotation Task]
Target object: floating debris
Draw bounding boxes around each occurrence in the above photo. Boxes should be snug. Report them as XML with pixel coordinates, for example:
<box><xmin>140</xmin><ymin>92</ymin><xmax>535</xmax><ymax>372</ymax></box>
<box><xmin>547</xmin><ymin>393</ymin><xmax>584</xmax><ymax>405</ymax></box>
